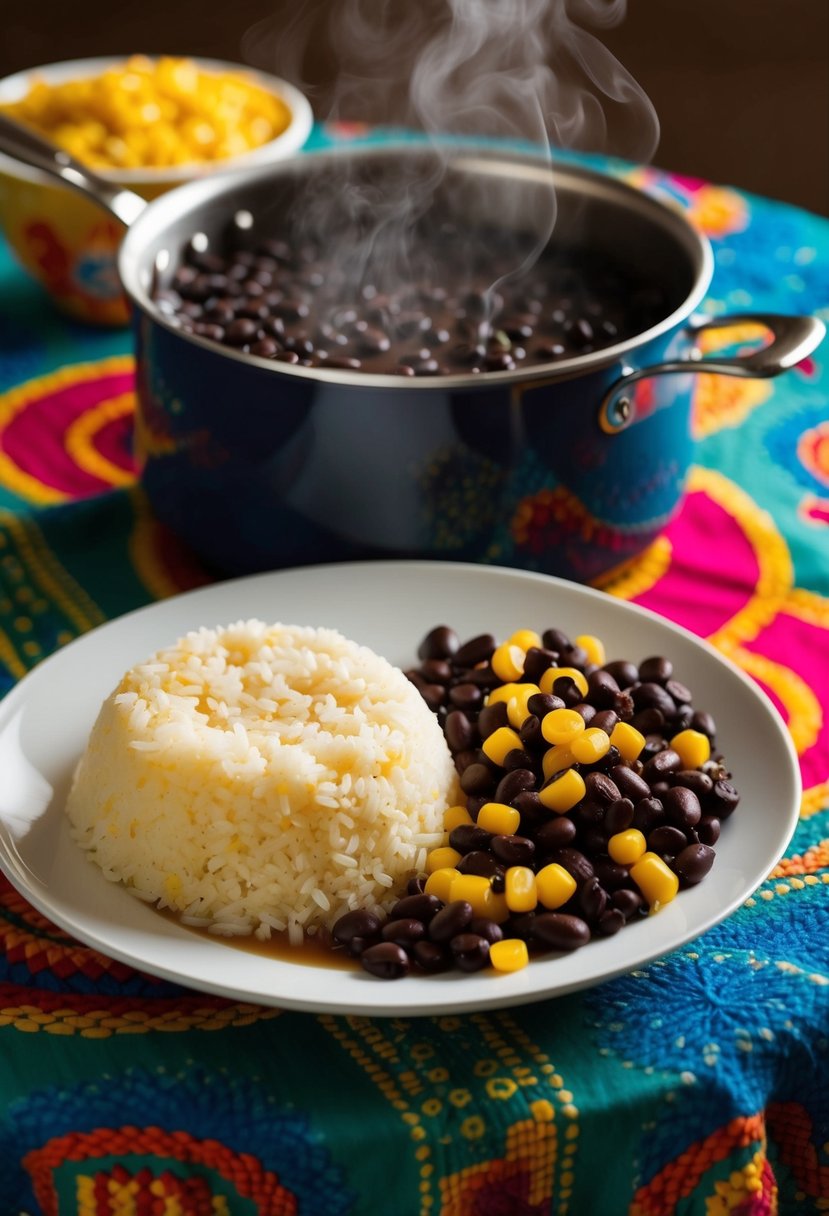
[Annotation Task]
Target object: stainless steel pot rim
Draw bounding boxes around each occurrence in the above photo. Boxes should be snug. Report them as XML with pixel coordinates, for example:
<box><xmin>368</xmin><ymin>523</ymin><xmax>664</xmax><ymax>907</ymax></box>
<box><xmin>119</xmin><ymin>143</ymin><xmax>715</xmax><ymax>391</ymax></box>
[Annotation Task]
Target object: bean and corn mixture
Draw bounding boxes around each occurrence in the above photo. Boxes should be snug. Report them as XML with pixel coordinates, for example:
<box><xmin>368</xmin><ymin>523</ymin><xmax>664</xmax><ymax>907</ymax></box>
<box><xmin>332</xmin><ymin>625</ymin><xmax>740</xmax><ymax>980</ymax></box>
<box><xmin>1</xmin><ymin>55</ymin><xmax>291</xmax><ymax>170</ymax></box>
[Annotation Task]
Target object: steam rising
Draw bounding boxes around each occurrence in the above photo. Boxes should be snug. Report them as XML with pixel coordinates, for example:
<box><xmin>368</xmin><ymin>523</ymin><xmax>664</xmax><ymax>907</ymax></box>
<box><xmin>240</xmin><ymin>0</ymin><xmax>660</xmax><ymax>335</ymax></box>
<box><xmin>243</xmin><ymin>0</ymin><xmax>659</xmax><ymax>160</ymax></box>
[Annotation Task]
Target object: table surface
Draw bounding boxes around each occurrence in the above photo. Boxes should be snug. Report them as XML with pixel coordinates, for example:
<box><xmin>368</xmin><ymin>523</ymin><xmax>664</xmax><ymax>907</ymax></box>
<box><xmin>0</xmin><ymin>126</ymin><xmax>828</xmax><ymax>1216</ymax></box>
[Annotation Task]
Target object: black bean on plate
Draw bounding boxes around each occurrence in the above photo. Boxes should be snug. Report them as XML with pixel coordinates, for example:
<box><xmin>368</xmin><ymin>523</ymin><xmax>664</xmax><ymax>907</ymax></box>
<box><xmin>339</xmin><ymin>623</ymin><xmax>739</xmax><ymax>980</ymax></box>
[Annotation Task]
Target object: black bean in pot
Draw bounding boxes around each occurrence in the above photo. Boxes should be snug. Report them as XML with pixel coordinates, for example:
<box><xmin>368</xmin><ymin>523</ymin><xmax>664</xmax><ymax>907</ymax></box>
<box><xmin>157</xmin><ymin>227</ymin><xmax>669</xmax><ymax>376</ymax></box>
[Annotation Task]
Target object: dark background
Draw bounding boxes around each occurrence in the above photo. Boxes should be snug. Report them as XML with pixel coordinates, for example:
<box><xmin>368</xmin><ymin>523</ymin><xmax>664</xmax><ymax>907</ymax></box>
<box><xmin>2</xmin><ymin>0</ymin><xmax>827</xmax><ymax>214</ymax></box>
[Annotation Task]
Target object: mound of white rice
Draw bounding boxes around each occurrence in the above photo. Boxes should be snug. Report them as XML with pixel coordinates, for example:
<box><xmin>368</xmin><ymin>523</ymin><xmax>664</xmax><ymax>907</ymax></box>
<box><xmin>66</xmin><ymin>619</ymin><xmax>457</xmax><ymax>942</ymax></box>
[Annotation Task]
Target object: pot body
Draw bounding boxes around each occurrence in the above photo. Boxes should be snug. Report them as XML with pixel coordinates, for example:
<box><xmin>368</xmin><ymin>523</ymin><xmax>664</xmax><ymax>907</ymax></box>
<box><xmin>123</xmin><ymin>146</ymin><xmax>720</xmax><ymax>582</ymax></box>
<box><xmin>134</xmin><ymin>309</ymin><xmax>694</xmax><ymax>582</ymax></box>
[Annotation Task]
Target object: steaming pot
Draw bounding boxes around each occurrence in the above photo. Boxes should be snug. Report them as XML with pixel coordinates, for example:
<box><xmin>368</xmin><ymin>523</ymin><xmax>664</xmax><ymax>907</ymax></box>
<box><xmin>4</xmin><ymin>130</ymin><xmax>823</xmax><ymax>581</ymax></box>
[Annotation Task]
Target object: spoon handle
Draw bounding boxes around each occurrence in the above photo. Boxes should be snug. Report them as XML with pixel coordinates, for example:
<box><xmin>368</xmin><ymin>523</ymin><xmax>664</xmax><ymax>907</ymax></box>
<box><xmin>0</xmin><ymin>111</ymin><xmax>146</xmax><ymax>227</ymax></box>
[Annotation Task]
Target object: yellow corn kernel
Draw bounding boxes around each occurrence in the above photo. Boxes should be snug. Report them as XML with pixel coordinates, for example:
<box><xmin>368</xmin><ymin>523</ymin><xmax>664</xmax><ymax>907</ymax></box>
<box><xmin>77</xmin><ymin>118</ymin><xmax>108</xmax><ymax>147</ymax></box>
<box><xmin>486</xmin><ymin>682</ymin><xmax>523</xmax><ymax>706</ymax></box>
<box><xmin>670</xmin><ymin>729</ymin><xmax>711</xmax><ymax>769</ymax></box>
<box><xmin>610</xmin><ymin>721</ymin><xmax>646</xmax><ymax>764</ymax></box>
<box><xmin>482</xmin><ymin>725</ymin><xmax>523</xmax><ymax>766</ymax></box>
<box><xmin>491</xmin><ymin>642</ymin><xmax>526</xmax><ymax>683</ymax></box>
<box><xmin>140</xmin><ymin>100</ymin><xmax>164</xmax><ymax>124</ymax></box>
<box><xmin>248</xmin><ymin>115</ymin><xmax>275</xmax><ymax>144</ymax></box>
<box><xmin>156</xmin><ymin>55</ymin><xmax>198</xmax><ymax>94</ymax></box>
<box><xmin>507</xmin><ymin>684</ymin><xmax>541</xmax><ymax>729</ymax></box>
<box><xmin>102</xmin><ymin>134</ymin><xmax>130</xmax><ymax>166</ymax></box>
<box><xmin>538</xmin><ymin>666</ymin><xmax>589</xmax><ymax>697</ymax></box>
<box><xmin>538</xmin><ymin>768</ymin><xmax>586</xmax><ymax>814</ymax></box>
<box><xmin>542</xmin><ymin>745</ymin><xmax>575</xmax><ymax>781</ymax></box>
<box><xmin>505</xmin><ymin>866</ymin><xmax>538</xmax><ymax>913</ymax></box>
<box><xmin>55</xmin><ymin>130</ymin><xmax>90</xmax><ymax>160</ymax></box>
<box><xmin>426</xmin><ymin>846</ymin><xmax>463</xmax><ymax>874</ymax></box>
<box><xmin>181</xmin><ymin>115</ymin><xmax>217</xmax><ymax>150</ymax></box>
<box><xmin>630</xmin><ymin>851</ymin><xmax>680</xmax><ymax>910</ymax></box>
<box><xmin>486</xmin><ymin>892</ymin><xmax>511</xmax><ymax>924</ymax></box>
<box><xmin>509</xmin><ymin>628</ymin><xmax>542</xmax><ymax>652</ymax></box>
<box><xmin>570</xmin><ymin>727</ymin><xmax>611</xmax><ymax>764</ymax></box>
<box><xmin>424</xmin><ymin>867</ymin><xmax>461</xmax><ymax>903</ymax></box>
<box><xmin>541</xmin><ymin>707</ymin><xmax>586</xmax><ymax>746</ymax></box>
<box><xmin>477</xmin><ymin>802</ymin><xmax>521</xmax><ymax>835</ymax></box>
<box><xmin>536</xmin><ymin>862</ymin><xmax>577</xmax><ymax>909</ymax></box>
<box><xmin>607</xmin><ymin>828</ymin><xmax>647</xmax><ymax>866</ymax></box>
<box><xmin>449</xmin><ymin>874</ymin><xmax>507</xmax><ymax>921</ymax></box>
<box><xmin>147</xmin><ymin>124</ymin><xmax>186</xmax><ymax>166</ymax></box>
<box><xmin>490</xmin><ymin>938</ymin><xmax>530</xmax><ymax>972</ymax></box>
<box><xmin>444</xmin><ymin>805</ymin><xmax>473</xmax><ymax>831</ymax></box>
<box><xmin>574</xmin><ymin>634</ymin><xmax>606</xmax><ymax>666</ymax></box>
<box><xmin>448</xmin><ymin>873</ymin><xmax>491</xmax><ymax>914</ymax></box>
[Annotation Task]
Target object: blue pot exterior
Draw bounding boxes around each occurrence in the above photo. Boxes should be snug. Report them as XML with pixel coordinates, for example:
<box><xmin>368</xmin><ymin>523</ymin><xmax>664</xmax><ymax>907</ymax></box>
<box><xmin>134</xmin><ymin>314</ymin><xmax>695</xmax><ymax>582</ymax></box>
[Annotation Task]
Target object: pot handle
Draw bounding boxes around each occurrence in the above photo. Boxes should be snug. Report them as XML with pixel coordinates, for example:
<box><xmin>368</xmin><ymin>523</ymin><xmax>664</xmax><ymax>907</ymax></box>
<box><xmin>0</xmin><ymin>112</ymin><xmax>147</xmax><ymax>227</ymax></box>
<box><xmin>599</xmin><ymin>313</ymin><xmax>826</xmax><ymax>433</ymax></box>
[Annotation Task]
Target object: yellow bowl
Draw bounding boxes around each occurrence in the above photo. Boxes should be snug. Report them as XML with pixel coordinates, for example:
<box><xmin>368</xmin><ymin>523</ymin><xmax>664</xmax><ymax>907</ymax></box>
<box><xmin>0</xmin><ymin>56</ymin><xmax>313</xmax><ymax>326</ymax></box>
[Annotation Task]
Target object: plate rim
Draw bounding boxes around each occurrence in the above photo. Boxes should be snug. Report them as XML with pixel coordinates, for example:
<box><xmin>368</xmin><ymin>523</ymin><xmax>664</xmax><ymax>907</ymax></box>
<box><xmin>0</xmin><ymin>559</ymin><xmax>802</xmax><ymax>1015</ymax></box>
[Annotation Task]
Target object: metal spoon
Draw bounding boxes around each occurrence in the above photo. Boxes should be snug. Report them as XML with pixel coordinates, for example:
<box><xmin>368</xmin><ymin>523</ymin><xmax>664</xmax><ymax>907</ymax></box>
<box><xmin>0</xmin><ymin>110</ymin><xmax>146</xmax><ymax>226</ymax></box>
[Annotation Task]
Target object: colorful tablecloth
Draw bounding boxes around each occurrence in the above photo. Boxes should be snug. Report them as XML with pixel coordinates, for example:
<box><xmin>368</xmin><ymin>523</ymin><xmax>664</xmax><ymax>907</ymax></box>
<box><xmin>1</xmin><ymin>127</ymin><xmax>828</xmax><ymax>1215</ymax></box>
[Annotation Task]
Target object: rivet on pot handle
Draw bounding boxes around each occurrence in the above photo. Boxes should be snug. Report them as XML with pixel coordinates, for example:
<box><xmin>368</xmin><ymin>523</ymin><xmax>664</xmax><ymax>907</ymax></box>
<box><xmin>0</xmin><ymin>111</ymin><xmax>147</xmax><ymax>227</ymax></box>
<box><xmin>599</xmin><ymin>312</ymin><xmax>826</xmax><ymax>434</ymax></box>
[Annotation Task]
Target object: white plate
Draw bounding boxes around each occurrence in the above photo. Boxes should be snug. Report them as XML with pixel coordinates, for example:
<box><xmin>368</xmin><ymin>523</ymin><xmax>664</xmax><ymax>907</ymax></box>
<box><xmin>0</xmin><ymin>561</ymin><xmax>801</xmax><ymax>1016</ymax></box>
